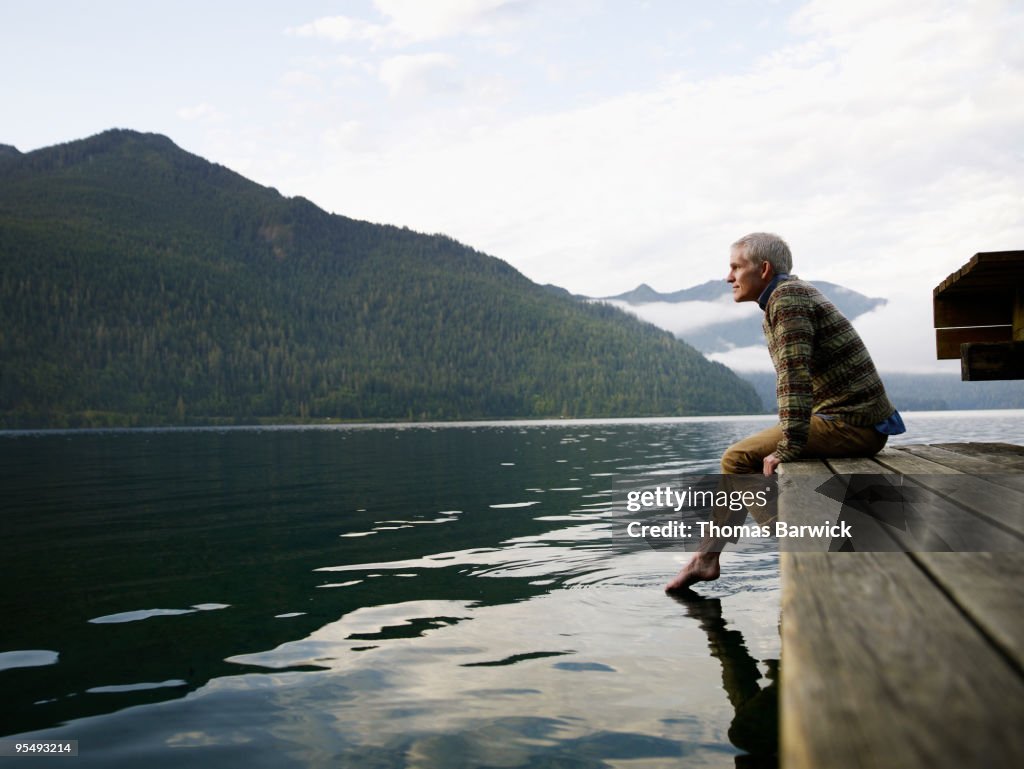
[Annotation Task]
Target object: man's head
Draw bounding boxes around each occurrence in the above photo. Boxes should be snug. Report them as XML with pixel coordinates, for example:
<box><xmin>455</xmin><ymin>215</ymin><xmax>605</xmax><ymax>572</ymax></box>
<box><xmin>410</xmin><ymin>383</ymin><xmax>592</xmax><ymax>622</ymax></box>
<box><xmin>727</xmin><ymin>232</ymin><xmax>792</xmax><ymax>303</ymax></box>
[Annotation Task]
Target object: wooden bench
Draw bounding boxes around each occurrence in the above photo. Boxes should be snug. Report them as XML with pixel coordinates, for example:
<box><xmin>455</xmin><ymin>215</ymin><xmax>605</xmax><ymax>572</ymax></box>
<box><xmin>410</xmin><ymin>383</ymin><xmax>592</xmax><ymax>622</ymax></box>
<box><xmin>779</xmin><ymin>442</ymin><xmax>1024</xmax><ymax>768</ymax></box>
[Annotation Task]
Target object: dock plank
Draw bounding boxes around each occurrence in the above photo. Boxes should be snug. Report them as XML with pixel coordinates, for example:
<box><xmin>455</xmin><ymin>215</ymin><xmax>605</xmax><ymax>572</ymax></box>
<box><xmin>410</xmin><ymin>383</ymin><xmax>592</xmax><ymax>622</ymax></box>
<box><xmin>826</xmin><ymin>450</ymin><xmax>1024</xmax><ymax>667</ymax></box>
<box><xmin>936</xmin><ymin>441</ymin><xmax>1024</xmax><ymax>456</ymax></box>
<box><xmin>776</xmin><ymin>459</ymin><xmax>851</xmax><ymax>551</ymax></box>
<box><xmin>824</xmin><ymin>457</ymin><xmax>886</xmax><ymax>473</ymax></box>
<box><xmin>896</xmin><ymin>445</ymin><xmax>1024</xmax><ymax>492</ymax></box>
<box><xmin>779</xmin><ymin>458</ymin><xmax>932</xmax><ymax>551</ymax></box>
<box><xmin>781</xmin><ymin>443</ymin><xmax>1024</xmax><ymax>769</ymax></box>
<box><xmin>910</xmin><ymin>552</ymin><xmax>1024</xmax><ymax>672</ymax></box>
<box><xmin>872</xmin><ymin>447</ymin><xmax>960</xmax><ymax>475</ymax></box>
<box><xmin>781</xmin><ymin>551</ymin><xmax>1024</xmax><ymax>769</ymax></box>
<box><xmin>874</xmin><ymin>448</ymin><xmax>1024</xmax><ymax>537</ymax></box>
<box><xmin>933</xmin><ymin>442</ymin><xmax>1024</xmax><ymax>468</ymax></box>
<box><xmin>804</xmin><ymin>456</ymin><xmax>1024</xmax><ymax>551</ymax></box>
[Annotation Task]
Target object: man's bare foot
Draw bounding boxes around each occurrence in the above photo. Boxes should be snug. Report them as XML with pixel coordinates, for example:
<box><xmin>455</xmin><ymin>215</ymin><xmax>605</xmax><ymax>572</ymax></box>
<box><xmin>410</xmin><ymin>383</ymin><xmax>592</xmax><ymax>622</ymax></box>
<box><xmin>665</xmin><ymin>551</ymin><xmax>721</xmax><ymax>592</ymax></box>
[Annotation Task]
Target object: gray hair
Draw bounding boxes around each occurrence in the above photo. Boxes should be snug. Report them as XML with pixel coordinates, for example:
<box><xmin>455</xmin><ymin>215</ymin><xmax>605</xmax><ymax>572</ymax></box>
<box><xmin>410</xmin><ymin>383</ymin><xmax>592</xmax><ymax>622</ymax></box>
<box><xmin>731</xmin><ymin>232</ymin><xmax>792</xmax><ymax>274</ymax></box>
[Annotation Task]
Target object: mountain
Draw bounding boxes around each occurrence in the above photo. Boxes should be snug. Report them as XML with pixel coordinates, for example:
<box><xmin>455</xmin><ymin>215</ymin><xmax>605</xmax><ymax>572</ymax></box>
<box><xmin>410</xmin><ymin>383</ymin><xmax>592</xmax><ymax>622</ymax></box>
<box><xmin>600</xmin><ymin>281</ymin><xmax>727</xmax><ymax>304</ymax></box>
<box><xmin>595</xmin><ymin>280</ymin><xmax>887</xmax><ymax>353</ymax></box>
<box><xmin>592</xmin><ymin>283</ymin><xmax>1023</xmax><ymax>413</ymax></box>
<box><xmin>741</xmin><ymin>371</ymin><xmax>1024</xmax><ymax>413</ymax></box>
<box><xmin>0</xmin><ymin>129</ymin><xmax>763</xmax><ymax>428</ymax></box>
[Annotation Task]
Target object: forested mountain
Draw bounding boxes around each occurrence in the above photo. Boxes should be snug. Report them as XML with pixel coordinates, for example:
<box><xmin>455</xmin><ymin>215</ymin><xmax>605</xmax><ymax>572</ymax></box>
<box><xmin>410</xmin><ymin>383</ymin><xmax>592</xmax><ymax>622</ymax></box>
<box><xmin>0</xmin><ymin>130</ymin><xmax>762</xmax><ymax>428</ymax></box>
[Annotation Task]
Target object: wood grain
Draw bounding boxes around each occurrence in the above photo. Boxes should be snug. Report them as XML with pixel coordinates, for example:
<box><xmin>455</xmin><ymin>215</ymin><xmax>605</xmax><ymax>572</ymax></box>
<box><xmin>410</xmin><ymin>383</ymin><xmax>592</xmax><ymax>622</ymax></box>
<box><xmin>780</xmin><ymin>443</ymin><xmax>1024</xmax><ymax>769</ymax></box>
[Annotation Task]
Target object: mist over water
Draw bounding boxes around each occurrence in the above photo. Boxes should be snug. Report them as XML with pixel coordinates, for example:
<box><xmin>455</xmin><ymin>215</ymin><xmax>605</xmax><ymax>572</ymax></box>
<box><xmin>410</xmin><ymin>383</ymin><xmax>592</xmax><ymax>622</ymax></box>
<box><xmin>2</xmin><ymin>412</ymin><xmax>1021</xmax><ymax>767</ymax></box>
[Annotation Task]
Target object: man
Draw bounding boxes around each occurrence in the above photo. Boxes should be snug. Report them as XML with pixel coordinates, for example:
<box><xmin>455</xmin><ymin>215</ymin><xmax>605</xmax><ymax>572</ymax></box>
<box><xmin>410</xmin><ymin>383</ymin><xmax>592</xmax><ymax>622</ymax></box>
<box><xmin>665</xmin><ymin>232</ymin><xmax>904</xmax><ymax>592</ymax></box>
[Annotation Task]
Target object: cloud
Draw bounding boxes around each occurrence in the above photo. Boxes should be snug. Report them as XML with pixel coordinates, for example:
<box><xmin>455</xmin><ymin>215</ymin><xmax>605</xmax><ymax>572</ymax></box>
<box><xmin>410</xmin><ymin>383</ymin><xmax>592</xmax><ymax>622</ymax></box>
<box><xmin>289</xmin><ymin>0</ymin><xmax>527</xmax><ymax>48</ymax></box>
<box><xmin>406</xmin><ymin>4</ymin><xmax>1014</xmax><ymax>284</ymax></box>
<box><xmin>268</xmin><ymin>0</ymin><xmax>1022</xmax><ymax>373</ymax></box>
<box><xmin>851</xmin><ymin>289</ymin><xmax>958</xmax><ymax>375</ymax></box>
<box><xmin>278</xmin><ymin>70</ymin><xmax>322</xmax><ymax>90</ymax></box>
<box><xmin>707</xmin><ymin>345</ymin><xmax>774</xmax><ymax>373</ymax></box>
<box><xmin>378</xmin><ymin>53</ymin><xmax>460</xmax><ymax>97</ymax></box>
<box><xmin>176</xmin><ymin>103</ymin><xmax>225</xmax><ymax>123</ymax></box>
<box><xmin>600</xmin><ymin>299</ymin><xmax>760</xmax><ymax>337</ymax></box>
<box><xmin>373</xmin><ymin>0</ymin><xmax>526</xmax><ymax>41</ymax></box>
<box><xmin>322</xmin><ymin>121</ymin><xmax>373</xmax><ymax>153</ymax></box>
<box><xmin>286</xmin><ymin>15</ymin><xmax>386</xmax><ymax>45</ymax></box>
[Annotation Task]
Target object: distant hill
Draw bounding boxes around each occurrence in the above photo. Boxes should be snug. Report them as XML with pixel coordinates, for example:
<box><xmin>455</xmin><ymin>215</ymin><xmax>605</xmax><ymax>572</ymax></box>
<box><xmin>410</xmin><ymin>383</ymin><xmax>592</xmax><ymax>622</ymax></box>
<box><xmin>0</xmin><ymin>129</ymin><xmax>762</xmax><ymax>428</ymax></box>
<box><xmin>741</xmin><ymin>371</ymin><xmax>1024</xmax><ymax>413</ymax></box>
<box><xmin>595</xmin><ymin>280</ymin><xmax>887</xmax><ymax>353</ymax></box>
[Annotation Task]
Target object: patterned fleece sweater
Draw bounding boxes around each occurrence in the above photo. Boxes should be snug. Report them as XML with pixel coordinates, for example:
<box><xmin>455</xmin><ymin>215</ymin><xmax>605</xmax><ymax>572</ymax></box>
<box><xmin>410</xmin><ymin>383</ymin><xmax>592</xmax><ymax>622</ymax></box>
<box><xmin>763</xmin><ymin>277</ymin><xmax>894</xmax><ymax>462</ymax></box>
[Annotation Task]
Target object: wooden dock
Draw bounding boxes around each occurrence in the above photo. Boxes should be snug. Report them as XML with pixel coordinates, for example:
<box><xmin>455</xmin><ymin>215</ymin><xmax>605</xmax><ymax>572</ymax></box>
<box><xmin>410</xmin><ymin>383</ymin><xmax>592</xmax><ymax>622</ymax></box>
<box><xmin>779</xmin><ymin>442</ymin><xmax>1024</xmax><ymax>769</ymax></box>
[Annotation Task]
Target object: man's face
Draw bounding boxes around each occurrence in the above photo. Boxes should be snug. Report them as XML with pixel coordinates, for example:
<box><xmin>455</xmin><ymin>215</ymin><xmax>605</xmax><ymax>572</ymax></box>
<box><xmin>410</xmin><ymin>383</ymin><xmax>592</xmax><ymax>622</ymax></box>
<box><xmin>727</xmin><ymin>247</ymin><xmax>772</xmax><ymax>303</ymax></box>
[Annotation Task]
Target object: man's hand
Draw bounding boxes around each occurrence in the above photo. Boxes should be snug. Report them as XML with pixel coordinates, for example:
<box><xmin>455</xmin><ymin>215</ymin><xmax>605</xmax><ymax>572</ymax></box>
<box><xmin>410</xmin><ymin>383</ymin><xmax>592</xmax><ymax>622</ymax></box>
<box><xmin>763</xmin><ymin>453</ymin><xmax>781</xmax><ymax>477</ymax></box>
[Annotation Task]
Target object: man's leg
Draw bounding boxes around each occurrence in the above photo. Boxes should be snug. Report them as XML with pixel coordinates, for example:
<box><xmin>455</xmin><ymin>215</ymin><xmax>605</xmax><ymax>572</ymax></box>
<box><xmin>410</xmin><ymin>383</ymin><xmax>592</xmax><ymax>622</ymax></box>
<box><xmin>665</xmin><ymin>428</ymin><xmax>779</xmax><ymax>591</ymax></box>
<box><xmin>666</xmin><ymin>418</ymin><xmax>886</xmax><ymax>592</ymax></box>
<box><xmin>721</xmin><ymin>425</ymin><xmax>785</xmax><ymax>474</ymax></box>
<box><xmin>803</xmin><ymin>417</ymin><xmax>888</xmax><ymax>458</ymax></box>
<box><xmin>720</xmin><ymin>418</ymin><xmax>886</xmax><ymax>471</ymax></box>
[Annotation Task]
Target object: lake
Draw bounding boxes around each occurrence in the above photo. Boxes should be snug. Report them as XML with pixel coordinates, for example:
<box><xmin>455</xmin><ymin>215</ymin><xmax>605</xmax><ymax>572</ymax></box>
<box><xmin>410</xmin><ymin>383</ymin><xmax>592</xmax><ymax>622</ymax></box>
<box><xmin>3</xmin><ymin>411</ymin><xmax>1024</xmax><ymax>767</ymax></box>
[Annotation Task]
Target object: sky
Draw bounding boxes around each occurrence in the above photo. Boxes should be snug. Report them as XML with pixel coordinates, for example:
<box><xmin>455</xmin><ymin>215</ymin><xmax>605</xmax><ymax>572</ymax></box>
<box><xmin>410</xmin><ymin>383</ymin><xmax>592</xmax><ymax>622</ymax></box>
<box><xmin>3</xmin><ymin>0</ymin><xmax>1023</xmax><ymax>373</ymax></box>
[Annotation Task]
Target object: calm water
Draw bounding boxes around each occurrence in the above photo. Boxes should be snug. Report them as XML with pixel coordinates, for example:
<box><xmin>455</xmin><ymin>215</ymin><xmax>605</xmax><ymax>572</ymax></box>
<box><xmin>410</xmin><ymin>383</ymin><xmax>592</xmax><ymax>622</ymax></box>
<box><xmin>2</xmin><ymin>411</ymin><xmax>1023</xmax><ymax>768</ymax></box>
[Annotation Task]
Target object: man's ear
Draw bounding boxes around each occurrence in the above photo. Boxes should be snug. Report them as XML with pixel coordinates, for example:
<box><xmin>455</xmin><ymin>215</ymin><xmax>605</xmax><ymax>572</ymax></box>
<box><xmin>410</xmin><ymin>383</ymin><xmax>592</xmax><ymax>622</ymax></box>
<box><xmin>759</xmin><ymin>261</ymin><xmax>774</xmax><ymax>281</ymax></box>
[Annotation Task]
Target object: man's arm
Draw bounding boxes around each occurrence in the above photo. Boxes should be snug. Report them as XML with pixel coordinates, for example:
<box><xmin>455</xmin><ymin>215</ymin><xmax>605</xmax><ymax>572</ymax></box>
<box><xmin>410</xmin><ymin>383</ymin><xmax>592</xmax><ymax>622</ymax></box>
<box><xmin>767</xmin><ymin>289</ymin><xmax>815</xmax><ymax>463</ymax></box>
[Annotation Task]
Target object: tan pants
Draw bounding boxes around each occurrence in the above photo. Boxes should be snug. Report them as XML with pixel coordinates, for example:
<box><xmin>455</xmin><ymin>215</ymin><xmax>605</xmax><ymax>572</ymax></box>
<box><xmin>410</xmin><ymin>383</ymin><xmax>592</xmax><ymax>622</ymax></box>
<box><xmin>712</xmin><ymin>417</ymin><xmax>887</xmax><ymax>533</ymax></box>
<box><xmin>721</xmin><ymin>416</ymin><xmax>888</xmax><ymax>475</ymax></box>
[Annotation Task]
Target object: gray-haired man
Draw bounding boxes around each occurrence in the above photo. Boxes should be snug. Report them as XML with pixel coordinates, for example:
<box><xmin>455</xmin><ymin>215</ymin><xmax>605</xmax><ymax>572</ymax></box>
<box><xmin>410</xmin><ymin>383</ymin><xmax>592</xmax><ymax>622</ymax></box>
<box><xmin>666</xmin><ymin>232</ymin><xmax>904</xmax><ymax>592</ymax></box>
